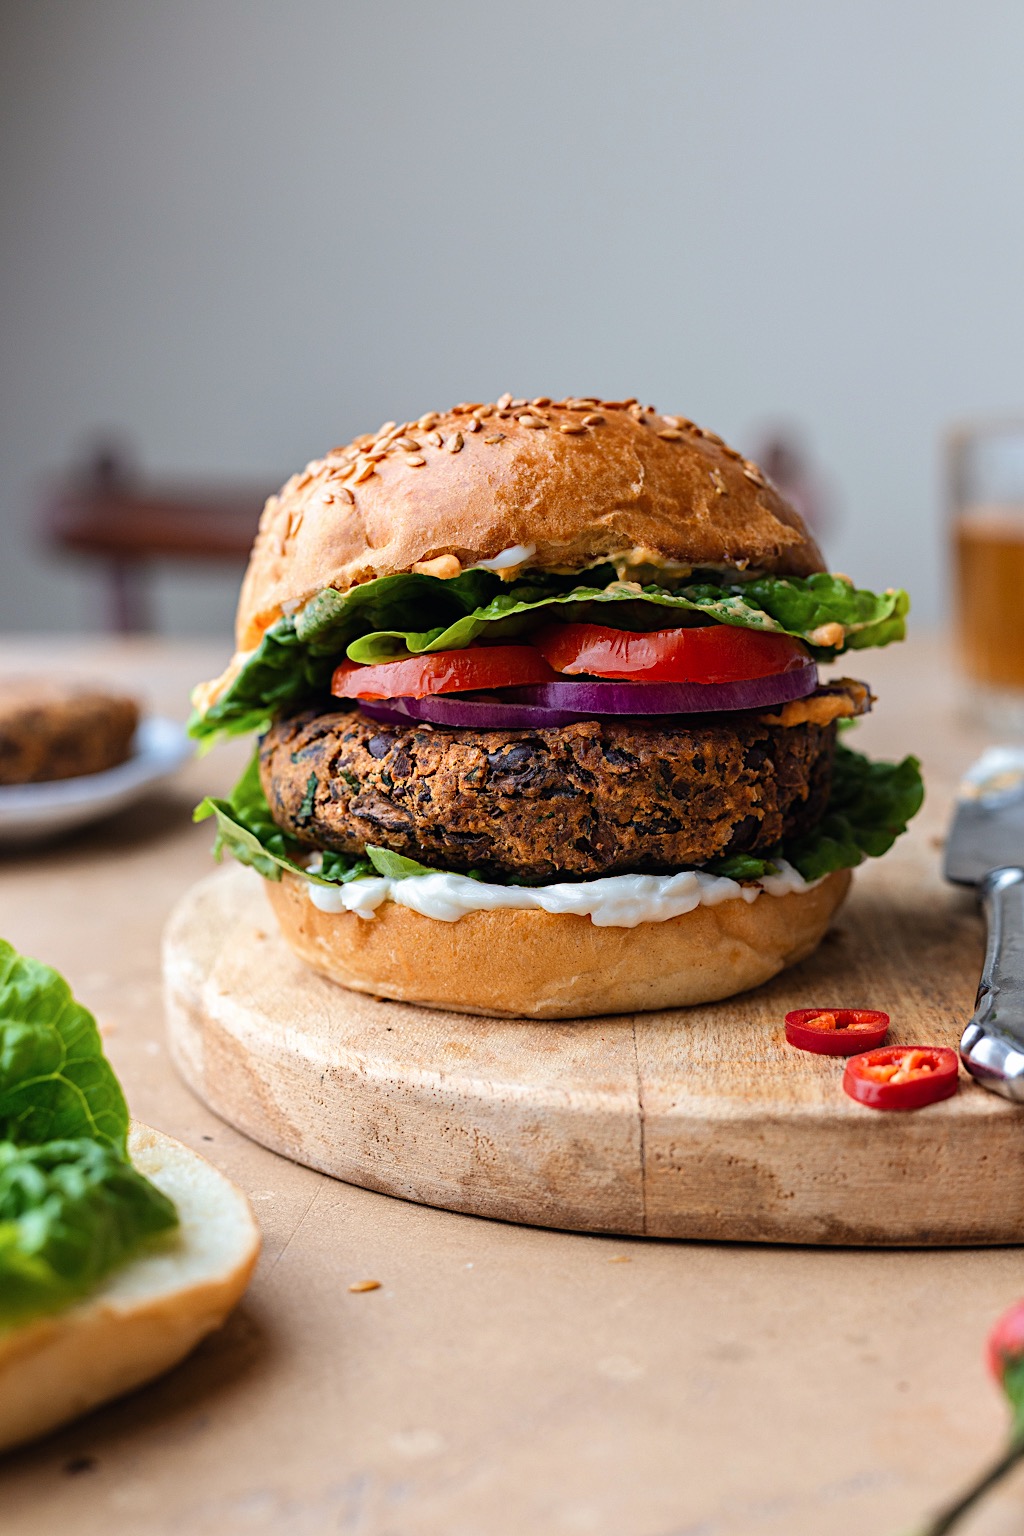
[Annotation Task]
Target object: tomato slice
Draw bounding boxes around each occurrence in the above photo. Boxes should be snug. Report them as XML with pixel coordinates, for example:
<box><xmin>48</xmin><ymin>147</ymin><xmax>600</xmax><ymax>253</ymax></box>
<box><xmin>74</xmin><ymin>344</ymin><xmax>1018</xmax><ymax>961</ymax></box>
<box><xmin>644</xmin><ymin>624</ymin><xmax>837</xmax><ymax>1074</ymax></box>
<box><xmin>842</xmin><ymin>1046</ymin><xmax>960</xmax><ymax>1111</ymax></box>
<box><xmin>331</xmin><ymin>646</ymin><xmax>557</xmax><ymax>701</ymax></box>
<box><xmin>532</xmin><ymin>622</ymin><xmax>809</xmax><ymax>683</ymax></box>
<box><xmin>784</xmin><ymin>1008</ymin><xmax>890</xmax><ymax>1056</ymax></box>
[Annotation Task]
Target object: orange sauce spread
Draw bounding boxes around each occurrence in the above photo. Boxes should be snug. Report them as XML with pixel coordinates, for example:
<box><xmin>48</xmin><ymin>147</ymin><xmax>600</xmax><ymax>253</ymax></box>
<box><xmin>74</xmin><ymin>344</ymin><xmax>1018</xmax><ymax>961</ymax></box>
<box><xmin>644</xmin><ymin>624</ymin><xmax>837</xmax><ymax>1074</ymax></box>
<box><xmin>758</xmin><ymin>680</ymin><xmax>871</xmax><ymax>729</ymax></box>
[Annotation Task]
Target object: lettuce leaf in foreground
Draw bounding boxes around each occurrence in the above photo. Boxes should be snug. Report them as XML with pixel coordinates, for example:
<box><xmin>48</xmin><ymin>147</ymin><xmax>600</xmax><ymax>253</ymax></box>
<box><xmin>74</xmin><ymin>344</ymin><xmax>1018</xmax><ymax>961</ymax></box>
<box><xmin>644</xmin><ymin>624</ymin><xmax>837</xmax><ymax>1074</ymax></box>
<box><xmin>0</xmin><ymin>939</ymin><xmax>129</xmax><ymax>1153</ymax></box>
<box><xmin>0</xmin><ymin>939</ymin><xmax>179</xmax><ymax>1328</ymax></box>
<box><xmin>199</xmin><ymin>744</ymin><xmax>923</xmax><ymax>892</ymax></box>
<box><xmin>191</xmin><ymin>568</ymin><xmax>909</xmax><ymax>744</ymax></box>
<box><xmin>0</xmin><ymin>1138</ymin><xmax>178</xmax><ymax>1328</ymax></box>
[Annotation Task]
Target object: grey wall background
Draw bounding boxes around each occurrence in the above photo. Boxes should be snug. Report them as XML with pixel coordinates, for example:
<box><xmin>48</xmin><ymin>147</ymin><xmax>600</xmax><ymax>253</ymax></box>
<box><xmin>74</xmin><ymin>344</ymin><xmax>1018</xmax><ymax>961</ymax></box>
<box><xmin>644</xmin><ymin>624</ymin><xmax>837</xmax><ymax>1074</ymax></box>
<box><xmin>3</xmin><ymin>0</ymin><xmax>1024</xmax><ymax>636</ymax></box>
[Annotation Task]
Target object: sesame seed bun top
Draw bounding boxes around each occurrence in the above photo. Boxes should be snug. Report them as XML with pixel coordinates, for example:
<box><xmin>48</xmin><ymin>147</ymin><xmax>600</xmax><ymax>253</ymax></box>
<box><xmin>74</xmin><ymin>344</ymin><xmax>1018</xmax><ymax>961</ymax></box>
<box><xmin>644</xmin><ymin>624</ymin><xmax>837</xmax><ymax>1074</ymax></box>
<box><xmin>234</xmin><ymin>396</ymin><xmax>825</xmax><ymax>651</ymax></box>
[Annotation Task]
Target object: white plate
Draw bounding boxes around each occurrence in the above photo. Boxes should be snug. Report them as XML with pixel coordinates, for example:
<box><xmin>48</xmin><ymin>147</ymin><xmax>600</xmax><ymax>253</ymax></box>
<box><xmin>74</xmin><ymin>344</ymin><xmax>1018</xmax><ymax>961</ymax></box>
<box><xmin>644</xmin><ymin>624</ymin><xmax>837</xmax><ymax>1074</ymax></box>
<box><xmin>0</xmin><ymin>716</ymin><xmax>192</xmax><ymax>845</ymax></box>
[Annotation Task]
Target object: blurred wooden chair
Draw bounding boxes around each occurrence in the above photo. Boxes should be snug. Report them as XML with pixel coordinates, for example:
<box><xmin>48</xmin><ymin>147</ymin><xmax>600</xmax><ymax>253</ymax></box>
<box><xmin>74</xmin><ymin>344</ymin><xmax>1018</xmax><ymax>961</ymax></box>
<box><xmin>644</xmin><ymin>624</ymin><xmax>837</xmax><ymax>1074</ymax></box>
<box><xmin>43</xmin><ymin>445</ymin><xmax>272</xmax><ymax>632</ymax></box>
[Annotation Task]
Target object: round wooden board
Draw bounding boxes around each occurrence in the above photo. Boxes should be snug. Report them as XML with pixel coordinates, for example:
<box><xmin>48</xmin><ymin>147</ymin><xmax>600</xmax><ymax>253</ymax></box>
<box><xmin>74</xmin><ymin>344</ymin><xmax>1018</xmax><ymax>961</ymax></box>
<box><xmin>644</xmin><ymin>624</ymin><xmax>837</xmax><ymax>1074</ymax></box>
<box><xmin>164</xmin><ymin>864</ymin><xmax>1024</xmax><ymax>1245</ymax></box>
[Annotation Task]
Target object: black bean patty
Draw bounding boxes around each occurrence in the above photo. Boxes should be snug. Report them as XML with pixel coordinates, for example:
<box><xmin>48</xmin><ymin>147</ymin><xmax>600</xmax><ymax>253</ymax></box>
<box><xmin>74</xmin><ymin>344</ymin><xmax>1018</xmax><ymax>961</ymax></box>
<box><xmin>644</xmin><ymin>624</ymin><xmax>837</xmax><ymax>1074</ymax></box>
<box><xmin>260</xmin><ymin>706</ymin><xmax>835</xmax><ymax>881</ymax></box>
<box><xmin>0</xmin><ymin>680</ymin><xmax>139</xmax><ymax>785</ymax></box>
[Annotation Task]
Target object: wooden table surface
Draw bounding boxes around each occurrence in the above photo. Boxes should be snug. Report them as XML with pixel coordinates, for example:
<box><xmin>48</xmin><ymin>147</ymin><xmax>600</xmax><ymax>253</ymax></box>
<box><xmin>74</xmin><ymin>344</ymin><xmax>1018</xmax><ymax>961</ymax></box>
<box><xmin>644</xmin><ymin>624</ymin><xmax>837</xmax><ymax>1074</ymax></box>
<box><xmin>2</xmin><ymin>632</ymin><xmax>1024</xmax><ymax>1536</ymax></box>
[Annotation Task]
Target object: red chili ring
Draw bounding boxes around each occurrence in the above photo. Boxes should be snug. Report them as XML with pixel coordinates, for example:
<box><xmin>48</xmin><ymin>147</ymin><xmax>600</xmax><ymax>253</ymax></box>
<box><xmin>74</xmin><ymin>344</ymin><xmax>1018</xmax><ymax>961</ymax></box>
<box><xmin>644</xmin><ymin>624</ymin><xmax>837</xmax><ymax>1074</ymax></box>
<box><xmin>843</xmin><ymin>1045</ymin><xmax>960</xmax><ymax>1111</ymax></box>
<box><xmin>784</xmin><ymin>1008</ymin><xmax>891</xmax><ymax>1056</ymax></box>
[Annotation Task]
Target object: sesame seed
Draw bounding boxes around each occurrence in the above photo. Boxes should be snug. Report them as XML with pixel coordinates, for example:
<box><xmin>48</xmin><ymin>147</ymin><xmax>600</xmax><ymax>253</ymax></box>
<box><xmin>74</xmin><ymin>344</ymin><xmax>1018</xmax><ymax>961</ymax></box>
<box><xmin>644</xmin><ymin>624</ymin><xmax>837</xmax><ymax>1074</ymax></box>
<box><xmin>348</xmin><ymin>1280</ymin><xmax>382</xmax><ymax>1293</ymax></box>
<box><xmin>710</xmin><ymin>468</ymin><xmax>727</xmax><ymax>496</ymax></box>
<box><xmin>559</xmin><ymin>422</ymin><xmax>586</xmax><ymax>434</ymax></box>
<box><xmin>404</xmin><ymin>455</ymin><xmax>427</xmax><ymax>468</ymax></box>
<box><xmin>393</xmin><ymin>436</ymin><xmax>419</xmax><ymax>452</ymax></box>
<box><xmin>582</xmin><ymin>413</ymin><xmax>604</xmax><ymax>427</ymax></box>
<box><xmin>352</xmin><ymin>460</ymin><xmax>376</xmax><ymax>484</ymax></box>
<box><xmin>465</xmin><ymin>417</ymin><xmax>481</xmax><ymax>433</ymax></box>
<box><xmin>518</xmin><ymin>414</ymin><xmax>543</xmax><ymax>428</ymax></box>
<box><xmin>473</xmin><ymin>405</ymin><xmax>494</xmax><ymax>419</ymax></box>
<box><xmin>483</xmin><ymin>433</ymin><xmax>506</xmax><ymax>444</ymax></box>
<box><xmin>336</xmin><ymin>486</ymin><xmax>355</xmax><ymax>504</ymax></box>
<box><xmin>447</xmin><ymin>431</ymin><xmax>464</xmax><ymax>453</ymax></box>
<box><xmin>657</xmin><ymin>429</ymin><xmax>684</xmax><ymax>441</ymax></box>
<box><xmin>295</xmin><ymin>472</ymin><xmax>313</xmax><ymax>490</ymax></box>
<box><xmin>531</xmin><ymin>396</ymin><xmax>552</xmax><ymax>407</ymax></box>
<box><xmin>510</xmin><ymin>397</ymin><xmax>527</xmax><ymax>409</ymax></box>
<box><xmin>702</xmin><ymin>430</ymin><xmax>725</xmax><ymax>447</ymax></box>
<box><xmin>426</xmin><ymin>430</ymin><xmax>443</xmax><ymax>448</ymax></box>
<box><xmin>497</xmin><ymin>392</ymin><xmax>513</xmax><ymax>408</ymax></box>
<box><xmin>742</xmin><ymin>462</ymin><xmax>765</xmax><ymax>486</ymax></box>
<box><xmin>662</xmin><ymin>415</ymin><xmax>692</xmax><ymax>430</ymax></box>
<box><xmin>365</xmin><ymin>449</ymin><xmax>388</xmax><ymax>463</ymax></box>
<box><xmin>418</xmin><ymin>413</ymin><xmax>440</xmax><ymax>430</ymax></box>
<box><xmin>377</xmin><ymin>421</ymin><xmax>397</xmax><ymax>436</ymax></box>
<box><xmin>320</xmin><ymin>490</ymin><xmax>335</xmax><ymax>503</ymax></box>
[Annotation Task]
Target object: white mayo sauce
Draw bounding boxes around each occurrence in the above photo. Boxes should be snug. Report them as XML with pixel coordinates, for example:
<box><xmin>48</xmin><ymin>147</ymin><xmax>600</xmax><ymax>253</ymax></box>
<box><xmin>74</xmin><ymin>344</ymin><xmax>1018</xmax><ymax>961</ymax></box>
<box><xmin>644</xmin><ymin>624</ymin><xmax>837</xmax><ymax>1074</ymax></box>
<box><xmin>306</xmin><ymin>860</ymin><xmax>817</xmax><ymax>928</ymax></box>
<box><xmin>468</xmin><ymin>542</ymin><xmax>538</xmax><ymax>572</ymax></box>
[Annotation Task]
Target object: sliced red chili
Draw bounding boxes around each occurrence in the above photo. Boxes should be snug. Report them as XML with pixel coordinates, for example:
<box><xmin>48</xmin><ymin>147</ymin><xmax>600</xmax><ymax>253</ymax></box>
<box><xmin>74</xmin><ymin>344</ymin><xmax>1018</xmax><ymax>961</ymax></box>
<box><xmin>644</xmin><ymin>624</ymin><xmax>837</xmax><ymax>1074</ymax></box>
<box><xmin>842</xmin><ymin>1045</ymin><xmax>959</xmax><ymax>1111</ymax></box>
<box><xmin>784</xmin><ymin>1008</ymin><xmax>890</xmax><ymax>1056</ymax></box>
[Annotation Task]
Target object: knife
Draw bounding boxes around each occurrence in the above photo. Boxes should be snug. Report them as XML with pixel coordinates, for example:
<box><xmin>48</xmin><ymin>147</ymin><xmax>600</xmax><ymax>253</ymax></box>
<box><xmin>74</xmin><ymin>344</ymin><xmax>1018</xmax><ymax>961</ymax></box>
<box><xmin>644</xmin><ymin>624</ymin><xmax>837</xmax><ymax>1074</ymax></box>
<box><xmin>945</xmin><ymin>747</ymin><xmax>1024</xmax><ymax>1099</ymax></box>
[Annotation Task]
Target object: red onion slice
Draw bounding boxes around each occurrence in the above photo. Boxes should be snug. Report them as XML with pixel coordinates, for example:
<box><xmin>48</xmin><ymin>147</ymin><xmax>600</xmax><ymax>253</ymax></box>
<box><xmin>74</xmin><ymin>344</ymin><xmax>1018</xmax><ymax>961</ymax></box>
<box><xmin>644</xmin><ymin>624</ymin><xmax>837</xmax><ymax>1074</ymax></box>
<box><xmin>356</xmin><ymin>658</ymin><xmax>818</xmax><ymax>730</ymax></box>
<box><xmin>513</xmin><ymin>657</ymin><xmax>818</xmax><ymax>715</ymax></box>
<box><xmin>359</xmin><ymin>696</ymin><xmax>587</xmax><ymax>729</ymax></box>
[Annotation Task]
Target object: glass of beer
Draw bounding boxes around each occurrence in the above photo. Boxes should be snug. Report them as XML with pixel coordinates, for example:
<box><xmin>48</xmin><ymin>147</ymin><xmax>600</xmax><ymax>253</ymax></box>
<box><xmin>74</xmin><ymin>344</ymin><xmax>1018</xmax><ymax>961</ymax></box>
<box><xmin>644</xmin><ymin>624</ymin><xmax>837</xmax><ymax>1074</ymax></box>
<box><xmin>950</xmin><ymin>421</ymin><xmax>1024</xmax><ymax>730</ymax></box>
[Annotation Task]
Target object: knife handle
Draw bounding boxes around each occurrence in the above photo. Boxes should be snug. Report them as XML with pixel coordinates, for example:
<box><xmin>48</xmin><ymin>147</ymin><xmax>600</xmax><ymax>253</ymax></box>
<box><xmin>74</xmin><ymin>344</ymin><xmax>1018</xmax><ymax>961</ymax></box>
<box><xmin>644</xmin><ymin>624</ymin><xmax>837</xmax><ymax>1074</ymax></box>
<box><xmin>961</xmin><ymin>866</ymin><xmax>1024</xmax><ymax>1099</ymax></box>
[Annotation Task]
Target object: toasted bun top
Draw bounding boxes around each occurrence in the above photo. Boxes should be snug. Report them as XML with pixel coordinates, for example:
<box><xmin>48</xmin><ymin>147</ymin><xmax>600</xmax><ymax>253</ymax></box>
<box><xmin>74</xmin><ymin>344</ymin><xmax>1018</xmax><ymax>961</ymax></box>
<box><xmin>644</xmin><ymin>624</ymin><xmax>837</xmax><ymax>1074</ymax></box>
<box><xmin>234</xmin><ymin>396</ymin><xmax>825</xmax><ymax>650</ymax></box>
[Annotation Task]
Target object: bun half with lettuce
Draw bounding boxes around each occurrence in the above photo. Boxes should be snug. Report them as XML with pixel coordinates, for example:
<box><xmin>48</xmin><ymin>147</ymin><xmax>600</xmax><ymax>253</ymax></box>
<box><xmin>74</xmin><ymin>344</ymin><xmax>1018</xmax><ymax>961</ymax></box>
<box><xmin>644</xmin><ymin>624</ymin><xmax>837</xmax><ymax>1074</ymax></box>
<box><xmin>191</xmin><ymin>396</ymin><xmax>922</xmax><ymax>1018</ymax></box>
<box><xmin>0</xmin><ymin>940</ymin><xmax>259</xmax><ymax>1451</ymax></box>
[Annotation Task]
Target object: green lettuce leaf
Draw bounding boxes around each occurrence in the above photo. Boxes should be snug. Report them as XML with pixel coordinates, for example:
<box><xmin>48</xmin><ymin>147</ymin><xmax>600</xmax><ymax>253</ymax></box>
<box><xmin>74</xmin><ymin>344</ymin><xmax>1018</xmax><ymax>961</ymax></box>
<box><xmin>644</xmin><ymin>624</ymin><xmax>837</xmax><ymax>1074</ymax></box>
<box><xmin>190</xmin><ymin>567</ymin><xmax>909</xmax><ymax>742</ymax></box>
<box><xmin>190</xmin><ymin>570</ymin><xmax>500</xmax><ymax>747</ymax></box>
<box><xmin>782</xmin><ymin>742</ymin><xmax>925</xmax><ymax>880</ymax></box>
<box><xmin>193</xmin><ymin>751</ymin><xmax>332</xmax><ymax>883</ymax></box>
<box><xmin>0</xmin><ymin>1138</ymin><xmax>178</xmax><ymax>1328</ymax></box>
<box><xmin>345</xmin><ymin>571</ymin><xmax>908</xmax><ymax>664</ymax></box>
<box><xmin>0</xmin><ymin>940</ymin><xmax>129</xmax><ymax>1153</ymax></box>
<box><xmin>707</xmin><ymin>744</ymin><xmax>924</xmax><ymax>882</ymax></box>
<box><xmin>365</xmin><ymin>847</ymin><xmax>442</xmax><ymax>880</ymax></box>
<box><xmin>193</xmin><ymin>753</ymin><xmax>431</xmax><ymax>883</ymax></box>
<box><xmin>201</xmin><ymin>742</ymin><xmax>922</xmax><ymax>892</ymax></box>
<box><xmin>0</xmin><ymin>939</ymin><xmax>181</xmax><ymax>1329</ymax></box>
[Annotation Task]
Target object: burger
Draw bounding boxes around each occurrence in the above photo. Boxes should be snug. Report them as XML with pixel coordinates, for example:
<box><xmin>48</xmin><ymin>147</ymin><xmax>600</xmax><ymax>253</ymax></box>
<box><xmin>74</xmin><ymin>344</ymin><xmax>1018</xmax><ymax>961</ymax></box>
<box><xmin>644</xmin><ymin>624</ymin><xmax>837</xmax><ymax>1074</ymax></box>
<box><xmin>191</xmin><ymin>395</ymin><xmax>922</xmax><ymax>1018</ymax></box>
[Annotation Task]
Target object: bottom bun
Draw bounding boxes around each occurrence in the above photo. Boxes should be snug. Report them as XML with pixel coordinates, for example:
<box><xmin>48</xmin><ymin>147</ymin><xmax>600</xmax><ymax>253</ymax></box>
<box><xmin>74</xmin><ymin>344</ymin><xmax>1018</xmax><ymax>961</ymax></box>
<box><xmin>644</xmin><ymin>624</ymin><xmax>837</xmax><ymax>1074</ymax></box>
<box><xmin>265</xmin><ymin>867</ymin><xmax>852</xmax><ymax>1019</ymax></box>
<box><xmin>0</xmin><ymin>1124</ymin><xmax>260</xmax><ymax>1453</ymax></box>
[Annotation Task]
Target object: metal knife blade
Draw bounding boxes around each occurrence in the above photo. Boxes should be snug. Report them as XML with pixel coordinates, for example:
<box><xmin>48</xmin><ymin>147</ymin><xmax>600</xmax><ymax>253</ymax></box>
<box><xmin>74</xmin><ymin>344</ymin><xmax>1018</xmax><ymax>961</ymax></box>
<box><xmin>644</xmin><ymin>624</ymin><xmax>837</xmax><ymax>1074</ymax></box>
<box><xmin>945</xmin><ymin>748</ymin><xmax>1024</xmax><ymax>1099</ymax></box>
<box><xmin>944</xmin><ymin>748</ymin><xmax>1024</xmax><ymax>885</ymax></box>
